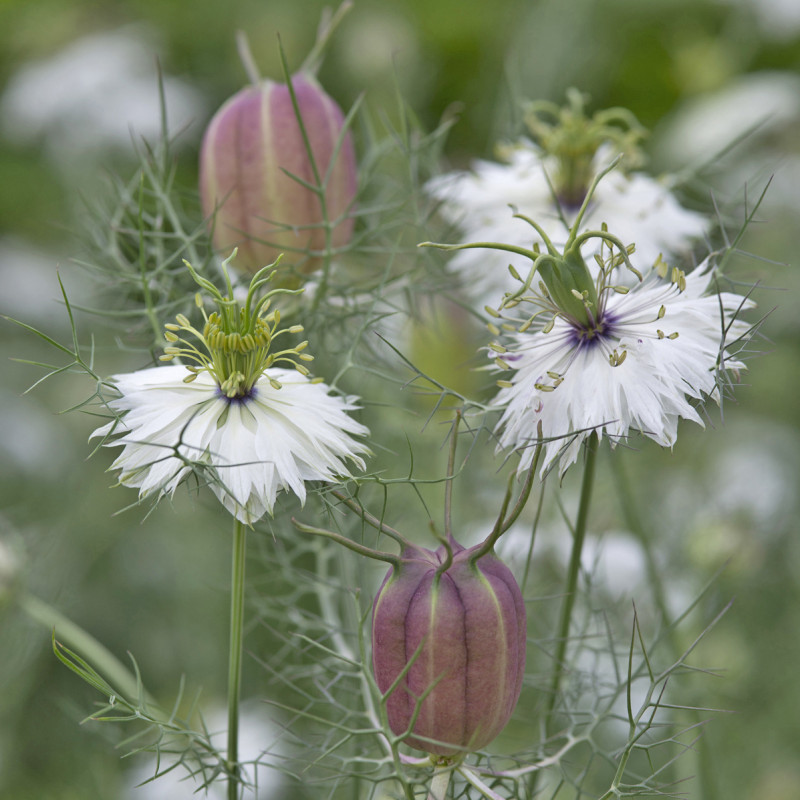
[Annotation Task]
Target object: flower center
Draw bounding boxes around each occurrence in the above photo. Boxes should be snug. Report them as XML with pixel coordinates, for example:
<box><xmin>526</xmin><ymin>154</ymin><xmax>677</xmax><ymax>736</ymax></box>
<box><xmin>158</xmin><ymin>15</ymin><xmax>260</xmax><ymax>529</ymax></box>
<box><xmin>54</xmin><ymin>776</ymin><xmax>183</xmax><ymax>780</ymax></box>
<box><xmin>159</xmin><ymin>256</ymin><xmax>315</xmax><ymax>398</ymax></box>
<box><xmin>523</xmin><ymin>88</ymin><xmax>646</xmax><ymax>210</ymax></box>
<box><xmin>571</xmin><ymin>310</ymin><xmax>616</xmax><ymax>347</ymax></box>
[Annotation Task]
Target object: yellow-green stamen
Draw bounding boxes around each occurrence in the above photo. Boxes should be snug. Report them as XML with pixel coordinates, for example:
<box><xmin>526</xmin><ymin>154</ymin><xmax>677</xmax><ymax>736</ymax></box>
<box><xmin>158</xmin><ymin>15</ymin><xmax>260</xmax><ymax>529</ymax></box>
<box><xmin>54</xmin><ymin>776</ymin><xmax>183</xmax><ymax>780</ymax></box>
<box><xmin>159</xmin><ymin>254</ymin><xmax>314</xmax><ymax>399</ymax></box>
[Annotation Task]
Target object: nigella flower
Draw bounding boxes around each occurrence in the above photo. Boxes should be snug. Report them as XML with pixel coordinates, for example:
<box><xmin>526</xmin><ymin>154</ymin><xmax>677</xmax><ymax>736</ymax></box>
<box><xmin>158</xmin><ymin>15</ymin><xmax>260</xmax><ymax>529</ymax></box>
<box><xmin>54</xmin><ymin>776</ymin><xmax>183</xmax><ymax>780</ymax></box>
<box><xmin>493</xmin><ymin>257</ymin><xmax>753</xmax><ymax>474</ymax></box>
<box><xmin>423</xmin><ymin>175</ymin><xmax>754</xmax><ymax>477</ymax></box>
<box><xmin>426</xmin><ymin>91</ymin><xmax>709</xmax><ymax>302</ymax></box>
<box><xmin>93</xmin><ymin>256</ymin><xmax>368</xmax><ymax>524</ymax></box>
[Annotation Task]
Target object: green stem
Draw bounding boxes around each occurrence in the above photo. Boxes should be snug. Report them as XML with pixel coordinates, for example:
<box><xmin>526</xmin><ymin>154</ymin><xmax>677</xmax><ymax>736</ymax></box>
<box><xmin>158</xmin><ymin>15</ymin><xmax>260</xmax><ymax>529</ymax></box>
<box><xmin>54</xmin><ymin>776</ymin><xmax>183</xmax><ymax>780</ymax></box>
<box><xmin>19</xmin><ymin>593</ymin><xmax>154</xmax><ymax>706</ymax></box>
<box><xmin>235</xmin><ymin>30</ymin><xmax>262</xmax><ymax>86</ymax></box>
<box><xmin>427</xmin><ymin>767</ymin><xmax>452</xmax><ymax>800</ymax></box>
<box><xmin>227</xmin><ymin>519</ymin><xmax>247</xmax><ymax>800</ymax></box>
<box><xmin>300</xmin><ymin>0</ymin><xmax>354</xmax><ymax>76</ymax></box>
<box><xmin>546</xmin><ymin>435</ymin><xmax>598</xmax><ymax>726</ymax></box>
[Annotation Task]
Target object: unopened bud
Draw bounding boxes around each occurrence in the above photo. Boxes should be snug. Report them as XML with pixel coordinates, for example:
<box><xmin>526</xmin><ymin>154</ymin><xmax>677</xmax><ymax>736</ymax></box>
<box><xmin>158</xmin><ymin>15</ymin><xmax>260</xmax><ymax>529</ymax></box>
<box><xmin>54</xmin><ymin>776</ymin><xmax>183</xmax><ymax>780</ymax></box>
<box><xmin>372</xmin><ymin>539</ymin><xmax>526</xmax><ymax>755</ymax></box>
<box><xmin>200</xmin><ymin>73</ymin><xmax>357</xmax><ymax>275</ymax></box>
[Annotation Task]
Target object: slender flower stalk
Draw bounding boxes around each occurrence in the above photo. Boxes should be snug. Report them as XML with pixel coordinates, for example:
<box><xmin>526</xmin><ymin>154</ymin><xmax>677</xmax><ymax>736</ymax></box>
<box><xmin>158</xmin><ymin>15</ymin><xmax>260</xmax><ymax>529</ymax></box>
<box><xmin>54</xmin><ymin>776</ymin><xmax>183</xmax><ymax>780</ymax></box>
<box><xmin>427</xmin><ymin>768</ymin><xmax>452</xmax><ymax>800</ymax></box>
<box><xmin>227</xmin><ymin>519</ymin><xmax>247</xmax><ymax>800</ymax></box>
<box><xmin>546</xmin><ymin>434</ymin><xmax>597</xmax><ymax>726</ymax></box>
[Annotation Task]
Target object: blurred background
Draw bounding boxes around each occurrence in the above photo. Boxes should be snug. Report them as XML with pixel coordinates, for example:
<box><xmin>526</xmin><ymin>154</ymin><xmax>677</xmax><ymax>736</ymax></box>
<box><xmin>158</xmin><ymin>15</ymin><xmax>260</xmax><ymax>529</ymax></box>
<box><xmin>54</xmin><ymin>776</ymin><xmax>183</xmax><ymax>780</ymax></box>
<box><xmin>1</xmin><ymin>0</ymin><xmax>798</xmax><ymax>798</ymax></box>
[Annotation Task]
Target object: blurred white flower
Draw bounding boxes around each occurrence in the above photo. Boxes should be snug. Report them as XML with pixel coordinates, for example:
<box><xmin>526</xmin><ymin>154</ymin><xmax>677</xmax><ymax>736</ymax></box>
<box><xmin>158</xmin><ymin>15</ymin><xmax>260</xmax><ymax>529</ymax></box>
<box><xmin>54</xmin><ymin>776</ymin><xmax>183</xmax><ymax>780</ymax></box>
<box><xmin>494</xmin><ymin>259</ymin><xmax>754</xmax><ymax>475</ymax></box>
<box><xmin>0</xmin><ymin>532</ymin><xmax>22</xmax><ymax>603</ymax></box>
<box><xmin>93</xmin><ymin>365</ymin><xmax>368</xmax><ymax>524</ymax></box>
<box><xmin>427</xmin><ymin>143</ymin><xmax>708</xmax><ymax>303</ymax></box>
<box><xmin>716</xmin><ymin>0</ymin><xmax>800</xmax><ymax>41</ymax></box>
<box><xmin>655</xmin><ymin>71</ymin><xmax>800</xmax><ymax>167</ymax></box>
<box><xmin>0</xmin><ymin>25</ymin><xmax>204</xmax><ymax>164</ymax></box>
<box><xmin>124</xmin><ymin>704</ymin><xmax>285</xmax><ymax>799</ymax></box>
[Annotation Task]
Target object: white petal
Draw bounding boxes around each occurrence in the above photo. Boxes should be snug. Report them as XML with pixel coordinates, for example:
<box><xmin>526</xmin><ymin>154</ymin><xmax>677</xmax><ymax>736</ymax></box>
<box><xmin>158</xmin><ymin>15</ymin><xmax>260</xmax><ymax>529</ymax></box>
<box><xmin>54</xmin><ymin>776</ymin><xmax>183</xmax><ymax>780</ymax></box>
<box><xmin>92</xmin><ymin>365</ymin><xmax>369</xmax><ymax>524</ymax></box>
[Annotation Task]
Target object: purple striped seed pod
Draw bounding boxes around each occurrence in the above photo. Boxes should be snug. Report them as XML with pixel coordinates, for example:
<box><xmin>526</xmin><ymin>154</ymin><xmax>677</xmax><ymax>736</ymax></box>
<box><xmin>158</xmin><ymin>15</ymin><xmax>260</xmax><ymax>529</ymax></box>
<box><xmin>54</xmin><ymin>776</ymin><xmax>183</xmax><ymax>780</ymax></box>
<box><xmin>199</xmin><ymin>73</ymin><xmax>357</xmax><ymax>275</ymax></box>
<box><xmin>372</xmin><ymin>539</ymin><xmax>526</xmax><ymax>756</ymax></box>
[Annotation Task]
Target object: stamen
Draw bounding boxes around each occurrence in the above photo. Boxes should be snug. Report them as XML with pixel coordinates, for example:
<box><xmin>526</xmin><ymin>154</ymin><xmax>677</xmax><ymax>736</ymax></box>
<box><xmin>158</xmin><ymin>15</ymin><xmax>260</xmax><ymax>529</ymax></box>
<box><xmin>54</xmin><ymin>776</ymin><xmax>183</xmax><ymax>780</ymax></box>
<box><xmin>609</xmin><ymin>348</ymin><xmax>627</xmax><ymax>367</ymax></box>
<box><xmin>159</xmin><ymin>259</ymin><xmax>315</xmax><ymax>400</ymax></box>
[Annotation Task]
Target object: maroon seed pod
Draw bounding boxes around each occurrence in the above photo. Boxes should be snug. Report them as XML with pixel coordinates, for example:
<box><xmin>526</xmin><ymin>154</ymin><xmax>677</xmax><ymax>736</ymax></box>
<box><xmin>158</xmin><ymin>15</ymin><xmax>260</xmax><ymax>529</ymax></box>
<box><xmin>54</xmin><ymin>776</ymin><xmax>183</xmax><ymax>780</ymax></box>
<box><xmin>199</xmin><ymin>72</ymin><xmax>357</xmax><ymax>275</ymax></box>
<box><xmin>372</xmin><ymin>538</ymin><xmax>526</xmax><ymax>756</ymax></box>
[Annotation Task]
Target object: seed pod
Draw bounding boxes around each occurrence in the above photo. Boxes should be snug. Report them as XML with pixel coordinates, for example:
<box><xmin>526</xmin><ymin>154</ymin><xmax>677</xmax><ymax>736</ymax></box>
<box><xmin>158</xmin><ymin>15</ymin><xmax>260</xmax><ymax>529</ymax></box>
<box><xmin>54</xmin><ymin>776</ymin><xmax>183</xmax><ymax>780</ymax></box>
<box><xmin>372</xmin><ymin>539</ymin><xmax>526</xmax><ymax>755</ymax></box>
<box><xmin>199</xmin><ymin>73</ymin><xmax>357</xmax><ymax>275</ymax></box>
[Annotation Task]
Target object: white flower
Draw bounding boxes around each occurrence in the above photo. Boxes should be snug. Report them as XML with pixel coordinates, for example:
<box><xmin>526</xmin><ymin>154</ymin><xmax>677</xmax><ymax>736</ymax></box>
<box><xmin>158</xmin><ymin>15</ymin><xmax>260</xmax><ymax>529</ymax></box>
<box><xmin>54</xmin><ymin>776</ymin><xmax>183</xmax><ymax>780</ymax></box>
<box><xmin>0</xmin><ymin>25</ymin><xmax>204</xmax><ymax>165</ymax></box>
<box><xmin>93</xmin><ymin>364</ymin><xmax>368</xmax><ymax>524</ymax></box>
<box><xmin>427</xmin><ymin>143</ymin><xmax>709</xmax><ymax>302</ymax></box>
<box><xmin>493</xmin><ymin>260</ymin><xmax>754</xmax><ymax>474</ymax></box>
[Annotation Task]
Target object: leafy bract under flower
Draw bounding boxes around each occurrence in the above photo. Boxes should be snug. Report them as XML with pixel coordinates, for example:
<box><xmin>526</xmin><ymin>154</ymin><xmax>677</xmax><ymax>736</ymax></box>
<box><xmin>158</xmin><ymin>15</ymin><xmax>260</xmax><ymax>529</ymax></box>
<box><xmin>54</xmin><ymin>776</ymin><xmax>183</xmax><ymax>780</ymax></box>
<box><xmin>493</xmin><ymin>260</ymin><xmax>754</xmax><ymax>474</ymax></box>
<box><xmin>93</xmin><ymin>365</ymin><xmax>368</xmax><ymax>524</ymax></box>
<box><xmin>427</xmin><ymin>143</ymin><xmax>709</xmax><ymax>302</ymax></box>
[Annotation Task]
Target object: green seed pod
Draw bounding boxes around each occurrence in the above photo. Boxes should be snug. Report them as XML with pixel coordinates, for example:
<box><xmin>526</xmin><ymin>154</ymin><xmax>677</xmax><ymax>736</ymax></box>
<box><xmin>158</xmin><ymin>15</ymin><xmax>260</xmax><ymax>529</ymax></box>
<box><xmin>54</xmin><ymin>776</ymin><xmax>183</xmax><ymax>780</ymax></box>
<box><xmin>199</xmin><ymin>73</ymin><xmax>357</xmax><ymax>275</ymax></box>
<box><xmin>372</xmin><ymin>538</ymin><xmax>526</xmax><ymax>755</ymax></box>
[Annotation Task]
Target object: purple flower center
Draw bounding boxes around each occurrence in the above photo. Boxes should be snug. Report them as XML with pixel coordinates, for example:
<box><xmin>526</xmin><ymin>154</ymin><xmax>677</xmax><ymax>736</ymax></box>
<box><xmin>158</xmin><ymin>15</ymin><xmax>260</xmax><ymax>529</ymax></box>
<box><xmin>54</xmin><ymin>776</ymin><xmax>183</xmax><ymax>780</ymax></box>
<box><xmin>569</xmin><ymin>309</ymin><xmax>618</xmax><ymax>349</ymax></box>
<box><xmin>217</xmin><ymin>386</ymin><xmax>258</xmax><ymax>404</ymax></box>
